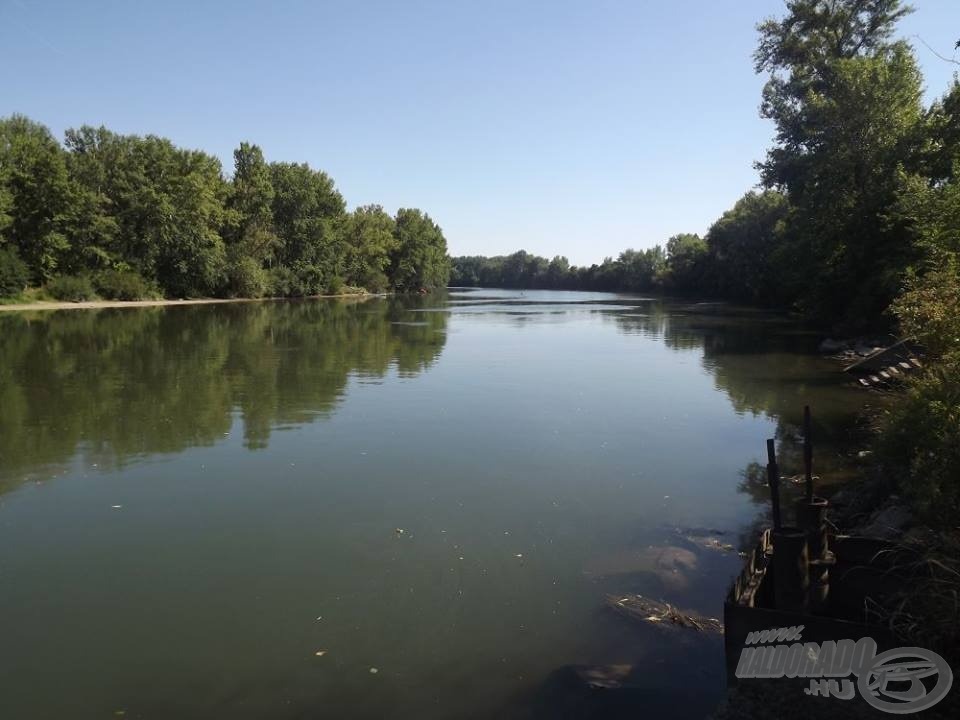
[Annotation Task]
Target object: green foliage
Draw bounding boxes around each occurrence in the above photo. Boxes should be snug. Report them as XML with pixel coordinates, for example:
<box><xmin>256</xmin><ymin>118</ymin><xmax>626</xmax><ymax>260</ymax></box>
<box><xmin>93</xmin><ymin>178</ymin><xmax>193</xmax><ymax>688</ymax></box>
<box><xmin>0</xmin><ymin>115</ymin><xmax>449</xmax><ymax>299</ymax></box>
<box><xmin>341</xmin><ymin>205</ymin><xmax>397</xmax><ymax>291</ymax></box>
<box><xmin>703</xmin><ymin>191</ymin><xmax>791</xmax><ymax>304</ymax></box>
<box><xmin>663</xmin><ymin>233</ymin><xmax>707</xmax><ymax>292</ymax></box>
<box><xmin>875</xmin><ymin>82</ymin><xmax>960</xmax><ymax>529</ymax></box>
<box><xmin>877</xmin><ymin>356</ymin><xmax>960</xmax><ymax>524</ymax></box>
<box><xmin>93</xmin><ymin>269</ymin><xmax>156</xmax><ymax>301</ymax></box>
<box><xmin>0</xmin><ymin>246</ymin><xmax>29</xmax><ymax>296</ymax></box>
<box><xmin>391</xmin><ymin>209</ymin><xmax>450</xmax><ymax>291</ymax></box>
<box><xmin>754</xmin><ymin>1</ymin><xmax>924</xmax><ymax>326</ymax></box>
<box><xmin>46</xmin><ymin>274</ymin><xmax>96</xmax><ymax>302</ymax></box>
<box><xmin>226</xmin><ymin>255</ymin><xmax>270</xmax><ymax>298</ymax></box>
<box><xmin>0</xmin><ymin>115</ymin><xmax>73</xmax><ymax>281</ymax></box>
<box><xmin>269</xmin><ymin>161</ymin><xmax>345</xmax><ymax>288</ymax></box>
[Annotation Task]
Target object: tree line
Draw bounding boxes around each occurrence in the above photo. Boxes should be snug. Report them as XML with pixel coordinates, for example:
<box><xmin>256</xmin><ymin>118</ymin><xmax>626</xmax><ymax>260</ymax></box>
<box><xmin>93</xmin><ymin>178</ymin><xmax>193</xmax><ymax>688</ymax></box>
<box><xmin>453</xmin><ymin>0</ymin><xmax>959</xmax><ymax>336</ymax></box>
<box><xmin>454</xmin><ymin>1</ymin><xmax>960</xmax><ymax>529</ymax></box>
<box><xmin>0</xmin><ymin>119</ymin><xmax>450</xmax><ymax>301</ymax></box>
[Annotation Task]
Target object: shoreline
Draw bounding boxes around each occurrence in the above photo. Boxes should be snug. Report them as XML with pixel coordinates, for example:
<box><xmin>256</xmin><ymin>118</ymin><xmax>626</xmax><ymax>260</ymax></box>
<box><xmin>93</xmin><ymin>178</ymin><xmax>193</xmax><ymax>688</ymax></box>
<box><xmin>0</xmin><ymin>292</ymin><xmax>384</xmax><ymax>313</ymax></box>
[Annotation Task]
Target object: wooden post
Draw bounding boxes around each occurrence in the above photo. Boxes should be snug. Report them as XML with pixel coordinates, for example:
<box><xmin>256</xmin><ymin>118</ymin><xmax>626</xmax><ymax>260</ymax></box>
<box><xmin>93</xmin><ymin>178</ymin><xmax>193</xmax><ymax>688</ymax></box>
<box><xmin>772</xmin><ymin>527</ymin><xmax>810</xmax><ymax>612</ymax></box>
<box><xmin>803</xmin><ymin>405</ymin><xmax>813</xmax><ymax>504</ymax></box>
<box><xmin>766</xmin><ymin>438</ymin><xmax>782</xmax><ymax>531</ymax></box>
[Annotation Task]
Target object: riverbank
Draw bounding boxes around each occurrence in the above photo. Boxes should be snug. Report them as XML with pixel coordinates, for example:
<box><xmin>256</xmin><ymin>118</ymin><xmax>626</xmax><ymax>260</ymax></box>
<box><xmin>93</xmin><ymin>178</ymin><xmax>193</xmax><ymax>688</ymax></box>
<box><xmin>0</xmin><ymin>292</ymin><xmax>384</xmax><ymax>312</ymax></box>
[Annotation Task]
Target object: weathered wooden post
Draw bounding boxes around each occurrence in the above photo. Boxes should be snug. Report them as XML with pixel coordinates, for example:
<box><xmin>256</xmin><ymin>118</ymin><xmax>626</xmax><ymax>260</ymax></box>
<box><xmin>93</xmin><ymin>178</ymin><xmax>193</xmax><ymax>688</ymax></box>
<box><xmin>768</xmin><ymin>439</ymin><xmax>810</xmax><ymax>611</ymax></box>
<box><xmin>793</xmin><ymin>406</ymin><xmax>832</xmax><ymax>609</ymax></box>
<box><xmin>766</xmin><ymin>439</ymin><xmax>782</xmax><ymax>532</ymax></box>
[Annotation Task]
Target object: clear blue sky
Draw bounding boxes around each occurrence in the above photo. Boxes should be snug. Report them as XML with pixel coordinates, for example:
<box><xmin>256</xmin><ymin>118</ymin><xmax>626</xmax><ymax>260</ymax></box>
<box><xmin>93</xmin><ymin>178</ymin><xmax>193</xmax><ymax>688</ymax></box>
<box><xmin>1</xmin><ymin>0</ymin><xmax>957</xmax><ymax>266</ymax></box>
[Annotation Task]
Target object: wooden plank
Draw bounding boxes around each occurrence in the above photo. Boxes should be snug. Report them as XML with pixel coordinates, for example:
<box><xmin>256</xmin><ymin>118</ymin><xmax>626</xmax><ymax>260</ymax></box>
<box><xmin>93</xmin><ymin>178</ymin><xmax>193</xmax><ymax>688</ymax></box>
<box><xmin>887</xmin><ymin>365</ymin><xmax>901</xmax><ymax>375</ymax></box>
<box><xmin>859</xmin><ymin>378</ymin><xmax>871</xmax><ymax>387</ymax></box>
<box><xmin>880</xmin><ymin>370</ymin><xmax>891</xmax><ymax>380</ymax></box>
<box><xmin>869</xmin><ymin>375</ymin><xmax>883</xmax><ymax>385</ymax></box>
<box><xmin>843</xmin><ymin>339</ymin><xmax>919</xmax><ymax>374</ymax></box>
<box><xmin>899</xmin><ymin>362</ymin><xmax>912</xmax><ymax>370</ymax></box>
<box><xmin>909</xmin><ymin>357</ymin><xmax>923</xmax><ymax>368</ymax></box>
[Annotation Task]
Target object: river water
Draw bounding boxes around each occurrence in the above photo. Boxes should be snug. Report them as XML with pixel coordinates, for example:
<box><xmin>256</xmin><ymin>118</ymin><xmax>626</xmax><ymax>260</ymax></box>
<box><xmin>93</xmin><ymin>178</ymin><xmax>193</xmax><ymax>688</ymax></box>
<box><xmin>0</xmin><ymin>289</ymin><xmax>868</xmax><ymax>719</ymax></box>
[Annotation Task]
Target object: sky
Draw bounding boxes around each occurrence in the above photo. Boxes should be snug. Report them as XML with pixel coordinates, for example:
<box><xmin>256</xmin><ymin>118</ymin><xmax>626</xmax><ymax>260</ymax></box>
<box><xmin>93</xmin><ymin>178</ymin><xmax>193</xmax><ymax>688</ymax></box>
<box><xmin>1</xmin><ymin>0</ymin><xmax>957</xmax><ymax>266</ymax></box>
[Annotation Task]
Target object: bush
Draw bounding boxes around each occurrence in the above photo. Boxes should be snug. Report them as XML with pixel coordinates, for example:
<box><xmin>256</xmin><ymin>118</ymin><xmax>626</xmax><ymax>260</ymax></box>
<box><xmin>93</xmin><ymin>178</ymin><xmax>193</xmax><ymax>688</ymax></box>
<box><xmin>0</xmin><ymin>246</ymin><xmax>29</xmax><ymax>297</ymax></box>
<box><xmin>46</xmin><ymin>274</ymin><xmax>97</xmax><ymax>302</ymax></box>
<box><xmin>360</xmin><ymin>270</ymin><xmax>389</xmax><ymax>294</ymax></box>
<box><xmin>268</xmin><ymin>263</ymin><xmax>324</xmax><ymax>297</ymax></box>
<box><xmin>267</xmin><ymin>266</ymin><xmax>296</xmax><ymax>297</ymax></box>
<box><xmin>326</xmin><ymin>276</ymin><xmax>345</xmax><ymax>295</ymax></box>
<box><xmin>226</xmin><ymin>257</ymin><xmax>269</xmax><ymax>298</ymax></box>
<box><xmin>94</xmin><ymin>269</ymin><xmax>155</xmax><ymax>300</ymax></box>
<box><xmin>877</xmin><ymin>357</ymin><xmax>960</xmax><ymax>526</ymax></box>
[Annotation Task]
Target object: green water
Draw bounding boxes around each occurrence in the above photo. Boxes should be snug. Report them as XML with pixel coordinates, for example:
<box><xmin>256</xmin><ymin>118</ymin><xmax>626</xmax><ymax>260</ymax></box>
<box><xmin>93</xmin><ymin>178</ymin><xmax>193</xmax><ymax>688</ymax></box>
<box><xmin>0</xmin><ymin>290</ymin><xmax>868</xmax><ymax>719</ymax></box>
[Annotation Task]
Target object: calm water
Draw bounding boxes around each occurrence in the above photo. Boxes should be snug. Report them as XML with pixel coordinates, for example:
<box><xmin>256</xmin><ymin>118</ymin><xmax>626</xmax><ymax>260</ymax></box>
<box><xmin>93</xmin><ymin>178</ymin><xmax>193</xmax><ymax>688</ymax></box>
<box><xmin>0</xmin><ymin>290</ymin><xmax>868</xmax><ymax>719</ymax></box>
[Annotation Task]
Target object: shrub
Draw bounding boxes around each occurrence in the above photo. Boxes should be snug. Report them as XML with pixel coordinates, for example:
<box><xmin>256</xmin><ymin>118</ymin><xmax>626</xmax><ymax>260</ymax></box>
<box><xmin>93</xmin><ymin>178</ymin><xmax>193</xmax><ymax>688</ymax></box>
<box><xmin>269</xmin><ymin>262</ymin><xmax>324</xmax><ymax>297</ymax></box>
<box><xmin>46</xmin><ymin>274</ymin><xmax>97</xmax><ymax>302</ymax></box>
<box><xmin>267</xmin><ymin>266</ymin><xmax>296</xmax><ymax>297</ymax></box>
<box><xmin>94</xmin><ymin>269</ymin><xmax>155</xmax><ymax>300</ymax></box>
<box><xmin>0</xmin><ymin>246</ymin><xmax>29</xmax><ymax>297</ymax></box>
<box><xmin>880</xmin><ymin>256</ymin><xmax>960</xmax><ymax>527</ymax></box>
<box><xmin>226</xmin><ymin>257</ymin><xmax>269</xmax><ymax>298</ymax></box>
<box><xmin>360</xmin><ymin>270</ymin><xmax>389</xmax><ymax>294</ymax></box>
<box><xmin>877</xmin><ymin>357</ymin><xmax>960</xmax><ymax>526</ymax></box>
<box><xmin>326</xmin><ymin>276</ymin><xmax>345</xmax><ymax>295</ymax></box>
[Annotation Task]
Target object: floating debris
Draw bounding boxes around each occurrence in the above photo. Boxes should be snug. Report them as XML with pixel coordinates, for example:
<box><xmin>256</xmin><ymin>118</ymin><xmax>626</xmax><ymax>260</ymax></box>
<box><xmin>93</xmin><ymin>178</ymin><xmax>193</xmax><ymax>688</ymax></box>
<box><xmin>515</xmin><ymin>553</ymin><xmax>523</xmax><ymax>558</ymax></box>
<box><xmin>111</xmin><ymin>505</ymin><xmax>122</xmax><ymax>509</ymax></box>
<box><xmin>685</xmin><ymin>535</ymin><xmax>735</xmax><ymax>553</ymax></box>
<box><xmin>314</xmin><ymin>650</ymin><xmax>327</xmax><ymax>657</ymax></box>
<box><xmin>673</xmin><ymin>526</ymin><xmax>735</xmax><ymax>553</ymax></box>
<box><xmin>607</xmin><ymin>594</ymin><xmax>723</xmax><ymax>633</ymax></box>
<box><xmin>369</xmin><ymin>667</ymin><xmax>379</xmax><ymax>674</ymax></box>
<box><xmin>394</xmin><ymin>528</ymin><xmax>404</xmax><ymax>536</ymax></box>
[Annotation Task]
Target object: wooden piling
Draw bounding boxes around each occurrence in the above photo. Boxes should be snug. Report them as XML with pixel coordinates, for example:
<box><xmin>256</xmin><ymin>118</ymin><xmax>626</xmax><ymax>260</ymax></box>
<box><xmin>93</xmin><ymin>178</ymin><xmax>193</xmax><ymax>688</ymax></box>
<box><xmin>772</xmin><ymin>527</ymin><xmax>810</xmax><ymax>612</ymax></box>
<box><xmin>766</xmin><ymin>439</ymin><xmax>782</xmax><ymax>531</ymax></box>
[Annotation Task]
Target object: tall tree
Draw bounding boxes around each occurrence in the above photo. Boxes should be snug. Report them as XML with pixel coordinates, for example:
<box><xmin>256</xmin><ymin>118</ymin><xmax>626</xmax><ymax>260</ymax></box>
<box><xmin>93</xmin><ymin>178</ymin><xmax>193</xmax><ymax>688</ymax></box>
<box><xmin>341</xmin><ymin>205</ymin><xmax>397</xmax><ymax>292</ymax></box>
<box><xmin>705</xmin><ymin>191</ymin><xmax>790</xmax><ymax>305</ymax></box>
<box><xmin>0</xmin><ymin>115</ymin><xmax>73</xmax><ymax>281</ymax></box>
<box><xmin>755</xmin><ymin>0</ymin><xmax>923</xmax><ymax>325</ymax></box>
<box><xmin>269</xmin><ymin>161</ymin><xmax>346</xmax><ymax>292</ymax></box>
<box><xmin>390</xmin><ymin>209</ymin><xmax>450</xmax><ymax>291</ymax></box>
<box><xmin>665</xmin><ymin>233</ymin><xmax>708</xmax><ymax>293</ymax></box>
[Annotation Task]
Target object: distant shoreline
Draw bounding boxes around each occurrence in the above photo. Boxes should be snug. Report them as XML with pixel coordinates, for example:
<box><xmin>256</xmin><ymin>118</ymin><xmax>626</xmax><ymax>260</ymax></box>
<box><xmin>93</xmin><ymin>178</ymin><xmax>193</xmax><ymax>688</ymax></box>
<box><xmin>0</xmin><ymin>293</ymin><xmax>383</xmax><ymax>313</ymax></box>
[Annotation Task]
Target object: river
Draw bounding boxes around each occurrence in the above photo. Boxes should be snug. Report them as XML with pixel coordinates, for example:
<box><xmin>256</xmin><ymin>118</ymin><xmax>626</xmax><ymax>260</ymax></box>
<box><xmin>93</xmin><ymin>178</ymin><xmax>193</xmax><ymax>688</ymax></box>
<box><xmin>0</xmin><ymin>289</ymin><xmax>868</xmax><ymax>719</ymax></box>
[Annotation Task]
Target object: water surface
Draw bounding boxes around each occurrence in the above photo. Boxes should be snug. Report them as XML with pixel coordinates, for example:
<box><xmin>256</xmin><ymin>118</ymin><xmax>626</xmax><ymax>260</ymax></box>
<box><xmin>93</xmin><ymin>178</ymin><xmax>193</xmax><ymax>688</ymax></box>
<box><xmin>0</xmin><ymin>289</ymin><xmax>868</xmax><ymax>719</ymax></box>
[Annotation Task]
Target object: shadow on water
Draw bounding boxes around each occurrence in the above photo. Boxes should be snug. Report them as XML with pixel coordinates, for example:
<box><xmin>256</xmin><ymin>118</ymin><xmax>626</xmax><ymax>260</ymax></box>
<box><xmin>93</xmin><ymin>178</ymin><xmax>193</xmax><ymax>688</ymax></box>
<box><xmin>0</xmin><ymin>295</ymin><xmax>448</xmax><ymax>495</ymax></box>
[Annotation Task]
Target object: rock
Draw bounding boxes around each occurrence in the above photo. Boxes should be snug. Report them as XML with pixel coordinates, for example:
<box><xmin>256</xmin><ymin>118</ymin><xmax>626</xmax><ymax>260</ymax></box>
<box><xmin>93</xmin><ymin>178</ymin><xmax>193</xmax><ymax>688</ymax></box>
<box><xmin>858</xmin><ymin>505</ymin><xmax>912</xmax><ymax>539</ymax></box>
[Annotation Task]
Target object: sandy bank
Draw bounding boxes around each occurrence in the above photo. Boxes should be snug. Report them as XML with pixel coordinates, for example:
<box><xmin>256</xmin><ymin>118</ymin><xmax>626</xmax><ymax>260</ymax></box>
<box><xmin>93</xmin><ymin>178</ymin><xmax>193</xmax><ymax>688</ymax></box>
<box><xmin>0</xmin><ymin>293</ymin><xmax>379</xmax><ymax>313</ymax></box>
